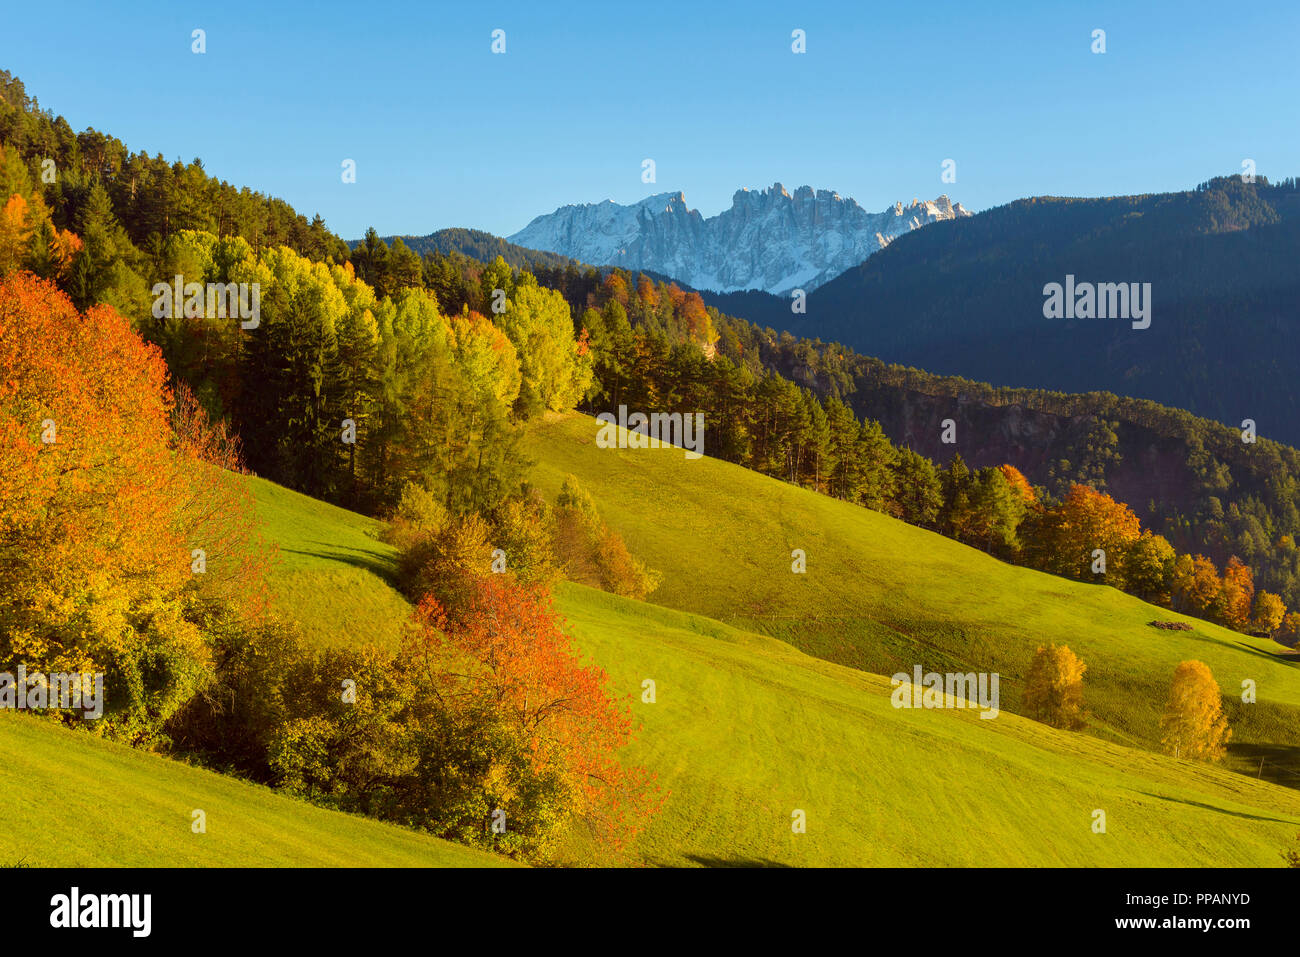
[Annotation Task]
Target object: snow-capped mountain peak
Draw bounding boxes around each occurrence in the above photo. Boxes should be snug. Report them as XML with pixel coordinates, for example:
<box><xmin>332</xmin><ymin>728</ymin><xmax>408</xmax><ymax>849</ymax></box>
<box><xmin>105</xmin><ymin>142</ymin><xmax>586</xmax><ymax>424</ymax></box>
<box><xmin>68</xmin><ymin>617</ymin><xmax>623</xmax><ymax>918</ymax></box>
<box><xmin>507</xmin><ymin>183</ymin><xmax>971</xmax><ymax>294</ymax></box>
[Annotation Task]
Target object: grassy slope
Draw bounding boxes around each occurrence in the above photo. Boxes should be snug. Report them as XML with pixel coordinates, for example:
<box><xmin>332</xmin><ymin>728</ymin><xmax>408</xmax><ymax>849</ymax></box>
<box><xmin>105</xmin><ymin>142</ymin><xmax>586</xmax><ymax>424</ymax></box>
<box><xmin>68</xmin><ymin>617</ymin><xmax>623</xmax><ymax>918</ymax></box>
<box><xmin>0</xmin><ymin>478</ymin><xmax>498</xmax><ymax>869</ymax></box>
<box><xmin>249</xmin><ymin>471</ymin><xmax>1300</xmax><ymax>866</ymax></box>
<box><xmin>520</xmin><ymin>413</ymin><xmax>1300</xmax><ymax>783</ymax></box>
<box><xmin>0</xmin><ymin>714</ymin><xmax>509</xmax><ymax>867</ymax></box>
<box><xmin>253</xmin><ymin>477</ymin><xmax>411</xmax><ymax>649</ymax></box>
<box><xmin>560</xmin><ymin>585</ymin><xmax>1300</xmax><ymax>867</ymax></box>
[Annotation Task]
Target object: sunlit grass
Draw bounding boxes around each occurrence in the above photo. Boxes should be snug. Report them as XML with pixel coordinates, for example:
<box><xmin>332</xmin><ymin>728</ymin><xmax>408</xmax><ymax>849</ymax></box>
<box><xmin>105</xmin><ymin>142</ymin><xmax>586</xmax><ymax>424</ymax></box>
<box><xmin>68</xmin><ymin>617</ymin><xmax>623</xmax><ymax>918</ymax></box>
<box><xmin>0</xmin><ymin>713</ymin><xmax>512</xmax><ymax>868</ymax></box>
<box><xmin>521</xmin><ymin>412</ymin><xmax>1300</xmax><ymax>786</ymax></box>
<box><xmin>246</xmin><ymin>467</ymin><xmax>1300</xmax><ymax>866</ymax></box>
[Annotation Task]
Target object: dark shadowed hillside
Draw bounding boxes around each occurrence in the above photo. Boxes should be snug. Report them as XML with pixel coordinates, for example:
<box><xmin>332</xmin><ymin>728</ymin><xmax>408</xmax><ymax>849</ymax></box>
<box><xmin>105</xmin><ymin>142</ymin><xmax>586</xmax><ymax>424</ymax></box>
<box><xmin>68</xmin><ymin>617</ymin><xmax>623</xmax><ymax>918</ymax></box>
<box><xmin>702</xmin><ymin>176</ymin><xmax>1300</xmax><ymax>446</ymax></box>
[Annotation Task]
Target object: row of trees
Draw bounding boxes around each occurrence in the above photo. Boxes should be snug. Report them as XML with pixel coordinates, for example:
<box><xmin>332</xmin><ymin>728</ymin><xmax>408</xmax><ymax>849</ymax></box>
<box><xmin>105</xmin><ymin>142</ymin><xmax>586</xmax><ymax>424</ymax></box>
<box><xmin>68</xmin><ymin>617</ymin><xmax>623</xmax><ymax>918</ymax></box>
<box><xmin>0</xmin><ymin>71</ymin><xmax>347</xmax><ymax>268</ymax></box>
<box><xmin>143</xmin><ymin>230</ymin><xmax>589</xmax><ymax>513</ymax></box>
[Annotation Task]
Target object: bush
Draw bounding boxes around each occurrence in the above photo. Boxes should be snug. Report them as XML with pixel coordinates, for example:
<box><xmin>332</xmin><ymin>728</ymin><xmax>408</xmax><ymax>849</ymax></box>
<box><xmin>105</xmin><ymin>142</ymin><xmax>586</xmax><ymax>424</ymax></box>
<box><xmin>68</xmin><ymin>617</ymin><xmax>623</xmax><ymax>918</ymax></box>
<box><xmin>164</xmin><ymin>614</ymin><xmax>305</xmax><ymax>779</ymax></box>
<box><xmin>552</xmin><ymin>474</ymin><xmax>660</xmax><ymax>600</ymax></box>
<box><xmin>489</xmin><ymin>492</ymin><xmax>560</xmax><ymax>586</ymax></box>
<box><xmin>400</xmin><ymin>512</ymin><xmax>495</xmax><ymax>618</ymax></box>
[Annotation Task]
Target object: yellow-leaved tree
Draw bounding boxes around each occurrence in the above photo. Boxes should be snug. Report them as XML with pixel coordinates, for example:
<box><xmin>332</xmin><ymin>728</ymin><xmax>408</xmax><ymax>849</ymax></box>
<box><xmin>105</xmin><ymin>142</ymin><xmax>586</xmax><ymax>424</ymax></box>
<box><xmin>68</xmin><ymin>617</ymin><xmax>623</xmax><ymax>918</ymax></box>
<box><xmin>1160</xmin><ymin>660</ymin><xmax>1231</xmax><ymax>761</ymax></box>
<box><xmin>1024</xmin><ymin>644</ymin><xmax>1087</xmax><ymax>730</ymax></box>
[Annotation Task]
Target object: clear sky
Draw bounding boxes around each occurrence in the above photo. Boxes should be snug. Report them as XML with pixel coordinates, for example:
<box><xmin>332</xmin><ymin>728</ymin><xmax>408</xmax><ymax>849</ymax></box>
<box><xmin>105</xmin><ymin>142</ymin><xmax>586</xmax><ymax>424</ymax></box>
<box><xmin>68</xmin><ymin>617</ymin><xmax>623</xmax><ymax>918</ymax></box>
<box><xmin>3</xmin><ymin>0</ymin><xmax>1296</xmax><ymax>239</ymax></box>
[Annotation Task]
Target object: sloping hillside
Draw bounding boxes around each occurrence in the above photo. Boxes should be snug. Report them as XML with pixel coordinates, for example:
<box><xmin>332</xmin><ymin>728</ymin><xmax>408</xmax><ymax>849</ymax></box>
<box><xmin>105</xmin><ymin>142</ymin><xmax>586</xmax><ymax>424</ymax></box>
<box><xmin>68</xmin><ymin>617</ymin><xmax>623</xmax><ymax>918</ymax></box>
<box><xmin>0</xmin><ymin>714</ymin><xmax>511</xmax><ymax>867</ymax></box>
<box><xmin>254</xmin><ymin>477</ymin><xmax>411</xmax><ymax>650</ymax></box>
<box><xmin>521</xmin><ymin>413</ymin><xmax>1300</xmax><ymax>784</ymax></box>
<box><xmin>559</xmin><ymin>585</ymin><xmax>1300</xmax><ymax>867</ymax></box>
<box><xmin>247</xmin><ymin>467</ymin><xmax>1300</xmax><ymax>866</ymax></box>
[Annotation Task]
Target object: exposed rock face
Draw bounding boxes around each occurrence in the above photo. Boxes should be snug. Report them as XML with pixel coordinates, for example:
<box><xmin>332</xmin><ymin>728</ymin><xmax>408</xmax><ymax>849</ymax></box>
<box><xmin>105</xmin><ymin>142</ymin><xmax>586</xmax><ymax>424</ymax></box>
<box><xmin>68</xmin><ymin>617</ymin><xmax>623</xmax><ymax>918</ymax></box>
<box><xmin>508</xmin><ymin>183</ymin><xmax>970</xmax><ymax>294</ymax></box>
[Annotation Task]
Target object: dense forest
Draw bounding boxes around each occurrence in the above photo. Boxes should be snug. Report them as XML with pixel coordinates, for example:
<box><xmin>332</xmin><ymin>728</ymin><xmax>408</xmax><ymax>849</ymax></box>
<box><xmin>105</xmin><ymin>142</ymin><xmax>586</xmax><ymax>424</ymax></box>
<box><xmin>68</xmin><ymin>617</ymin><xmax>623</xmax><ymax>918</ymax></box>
<box><xmin>374</xmin><ymin>227</ymin><xmax>580</xmax><ymax>272</ymax></box>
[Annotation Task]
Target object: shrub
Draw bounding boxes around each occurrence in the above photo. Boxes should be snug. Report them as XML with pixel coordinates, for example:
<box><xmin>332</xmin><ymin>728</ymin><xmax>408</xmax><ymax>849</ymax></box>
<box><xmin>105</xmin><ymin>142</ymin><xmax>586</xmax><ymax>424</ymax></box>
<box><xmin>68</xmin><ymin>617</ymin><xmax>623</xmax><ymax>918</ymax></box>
<box><xmin>552</xmin><ymin>474</ymin><xmax>660</xmax><ymax>600</ymax></box>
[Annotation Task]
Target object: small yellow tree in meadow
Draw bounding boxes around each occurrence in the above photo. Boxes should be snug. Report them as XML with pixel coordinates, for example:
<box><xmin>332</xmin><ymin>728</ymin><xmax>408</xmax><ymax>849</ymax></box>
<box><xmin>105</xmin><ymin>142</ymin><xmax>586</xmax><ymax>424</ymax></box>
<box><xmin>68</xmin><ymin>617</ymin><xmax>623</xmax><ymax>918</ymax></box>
<box><xmin>1024</xmin><ymin>645</ymin><xmax>1087</xmax><ymax>730</ymax></box>
<box><xmin>1160</xmin><ymin>660</ymin><xmax>1231</xmax><ymax>761</ymax></box>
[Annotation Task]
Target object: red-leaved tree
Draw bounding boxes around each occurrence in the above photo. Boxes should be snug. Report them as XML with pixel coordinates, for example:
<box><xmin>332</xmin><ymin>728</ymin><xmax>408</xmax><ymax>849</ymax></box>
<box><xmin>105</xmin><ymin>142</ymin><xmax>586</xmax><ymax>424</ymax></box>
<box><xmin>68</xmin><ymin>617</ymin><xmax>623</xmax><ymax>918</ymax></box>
<box><xmin>410</xmin><ymin>576</ymin><xmax>660</xmax><ymax>856</ymax></box>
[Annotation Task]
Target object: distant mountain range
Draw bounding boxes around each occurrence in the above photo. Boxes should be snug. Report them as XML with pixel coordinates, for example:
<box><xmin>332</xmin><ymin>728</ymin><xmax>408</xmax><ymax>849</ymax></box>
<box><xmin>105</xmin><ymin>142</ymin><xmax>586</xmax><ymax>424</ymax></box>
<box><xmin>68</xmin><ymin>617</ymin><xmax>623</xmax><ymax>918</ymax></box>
<box><xmin>506</xmin><ymin>184</ymin><xmax>970</xmax><ymax>295</ymax></box>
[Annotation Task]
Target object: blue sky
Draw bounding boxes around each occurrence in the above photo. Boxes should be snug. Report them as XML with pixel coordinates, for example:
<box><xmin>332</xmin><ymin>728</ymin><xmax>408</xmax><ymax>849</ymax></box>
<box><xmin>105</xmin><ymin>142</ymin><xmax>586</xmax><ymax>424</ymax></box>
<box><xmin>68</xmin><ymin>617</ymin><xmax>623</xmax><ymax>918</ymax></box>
<box><xmin>3</xmin><ymin>0</ymin><xmax>1296</xmax><ymax>239</ymax></box>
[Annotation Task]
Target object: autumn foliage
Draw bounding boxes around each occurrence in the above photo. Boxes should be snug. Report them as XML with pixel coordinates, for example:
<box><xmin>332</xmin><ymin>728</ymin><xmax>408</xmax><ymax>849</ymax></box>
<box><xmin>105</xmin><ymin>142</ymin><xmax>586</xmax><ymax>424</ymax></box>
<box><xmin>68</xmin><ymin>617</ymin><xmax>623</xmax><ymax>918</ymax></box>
<box><xmin>1160</xmin><ymin>660</ymin><xmax>1232</xmax><ymax>762</ymax></box>
<box><xmin>410</xmin><ymin>576</ymin><xmax>660</xmax><ymax>858</ymax></box>
<box><xmin>1031</xmin><ymin>484</ymin><xmax>1142</xmax><ymax>584</ymax></box>
<box><xmin>997</xmin><ymin>464</ymin><xmax>1036</xmax><ymax>506</ymax></box>
<box><xmin>1023</xmin><ymin>644</ymin><xmax>1087</xmax><ymax>730</ymax></box>
<box><xmin>0</xmin><ymin>272</ymin><xmax>266</xmax><ymax>739</ymax></box>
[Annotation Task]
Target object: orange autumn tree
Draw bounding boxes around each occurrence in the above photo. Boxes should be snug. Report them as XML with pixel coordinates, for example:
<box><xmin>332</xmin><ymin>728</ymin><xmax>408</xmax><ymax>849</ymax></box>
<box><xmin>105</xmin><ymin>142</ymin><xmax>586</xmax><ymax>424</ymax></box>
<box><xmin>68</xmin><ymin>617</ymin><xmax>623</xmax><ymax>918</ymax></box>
<box><xmin>1215</xmin><ymin>556</ymin><xmax>1255</xmax><ymax>630</ymax></box>
<box><xmin>410</xmin><ymin>576</ymin><xmax>659</xmax><ymax>859</ymax></box>
<box><xmin>602</xmin><ymin>271</ymin><xmax>629</xmax><ymax>306</ymax></box>
<box><xmin>0</xmin><ymin>193</ymin><xmax>34</xmax><ymax>273</ymax></box>
<box><xmin>47</xmin><ymin>227</ymin><xmax>83</xmax><ymax>279</ymax></box>
<box><xmin>0</xmin><ymin>272</ymin><xmax>265</xmax><ymax>740</ymax></box>
<box><xmin>0</xmin><ymin>144</ymin><xmax>59</xmax><ymax>277</ymax></box>
<box><xmin>1032</xmin><ymin>483</ymin><xmax>1142</xmax><ymax>586</ymax></box>
<box><xmin>635</xmin><ymin>274</ymin><xmax>658</xmax><ymax>308</ymax></box>
<box><xmin>1171</xmin><ymin>554</ymin><xmax>1223</xmax><ymax>618</ymax></box>
<box><xmin>997</xmin><ymin>464</ymin><xmax>1036</xmax><ymax>507</ymax></box>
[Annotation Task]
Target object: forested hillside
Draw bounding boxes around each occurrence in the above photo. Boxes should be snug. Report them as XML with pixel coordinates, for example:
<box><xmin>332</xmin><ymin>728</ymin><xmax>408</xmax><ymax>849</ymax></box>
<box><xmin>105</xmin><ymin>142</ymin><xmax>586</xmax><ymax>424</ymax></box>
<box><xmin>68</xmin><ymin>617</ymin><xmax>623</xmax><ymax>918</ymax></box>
<box><xmin>700</xmin><ymin>176</ymin><xmax>1300</xmax><ymax>443</ymax></box>
<box><xmin>374</xmin><ymin>227</ymin><xmax>580</xmax><ymax>271</ymax></box>
<box><xmin>5</xmin><ymin>64</ymin><xmax>1299</xmax><ymax>631</ymax></box>
<box><xmin>522</xmin><ymin>263</ymin><xmax>1300</xmax><ymax>616</ymax></box>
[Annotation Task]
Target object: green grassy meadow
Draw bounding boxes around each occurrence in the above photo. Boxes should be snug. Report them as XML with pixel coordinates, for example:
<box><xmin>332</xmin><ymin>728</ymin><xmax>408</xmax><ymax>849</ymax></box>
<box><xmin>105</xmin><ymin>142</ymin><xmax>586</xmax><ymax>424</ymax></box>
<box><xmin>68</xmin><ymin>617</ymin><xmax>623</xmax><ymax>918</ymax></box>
<box><xmin>0</xmin><ymin>713</ymin><xmax>510</xmax><ymax>867</ymax></box>
<box><xmin>253</xmin><ymin>476</ymin><xmax>411</xmax><ymax>650</ymax></box>
<box><xmin>520</xmin><ymin>413</ymin><xmax>1300</xmax><ymax>784</ymax></box>
<box><xmin>243</xmin><ymin>460</ymin><xmax>1300</xmax><ymax>866</ymax></box>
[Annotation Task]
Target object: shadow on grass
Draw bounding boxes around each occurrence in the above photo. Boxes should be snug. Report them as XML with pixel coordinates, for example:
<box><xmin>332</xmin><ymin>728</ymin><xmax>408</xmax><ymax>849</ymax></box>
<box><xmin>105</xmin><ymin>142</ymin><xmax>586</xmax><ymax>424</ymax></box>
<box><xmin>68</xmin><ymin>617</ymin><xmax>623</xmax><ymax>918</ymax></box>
<box><xmin>685</xmin><ymin>854</ymin><xmax>792</xmax><ymax>868</ymax></box>
<box><xmin>282</xmin><ymin>543</ymin><xmax>400</xmax><ymax>583</ymax></box>
<box><xmin>1135</xmin><ymin>790</ymin><xmax>1297</xmax><ymax>825</ymax></box>
<box><xmin>1229</xmin><ymin>742</ymin><xmax>1300</xmax><ymax>792</ymax></box>
<box><xmin>1227</xmin><ymin>639</ymin><xmax>1300</xmax><ymax>666</ymax></box>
